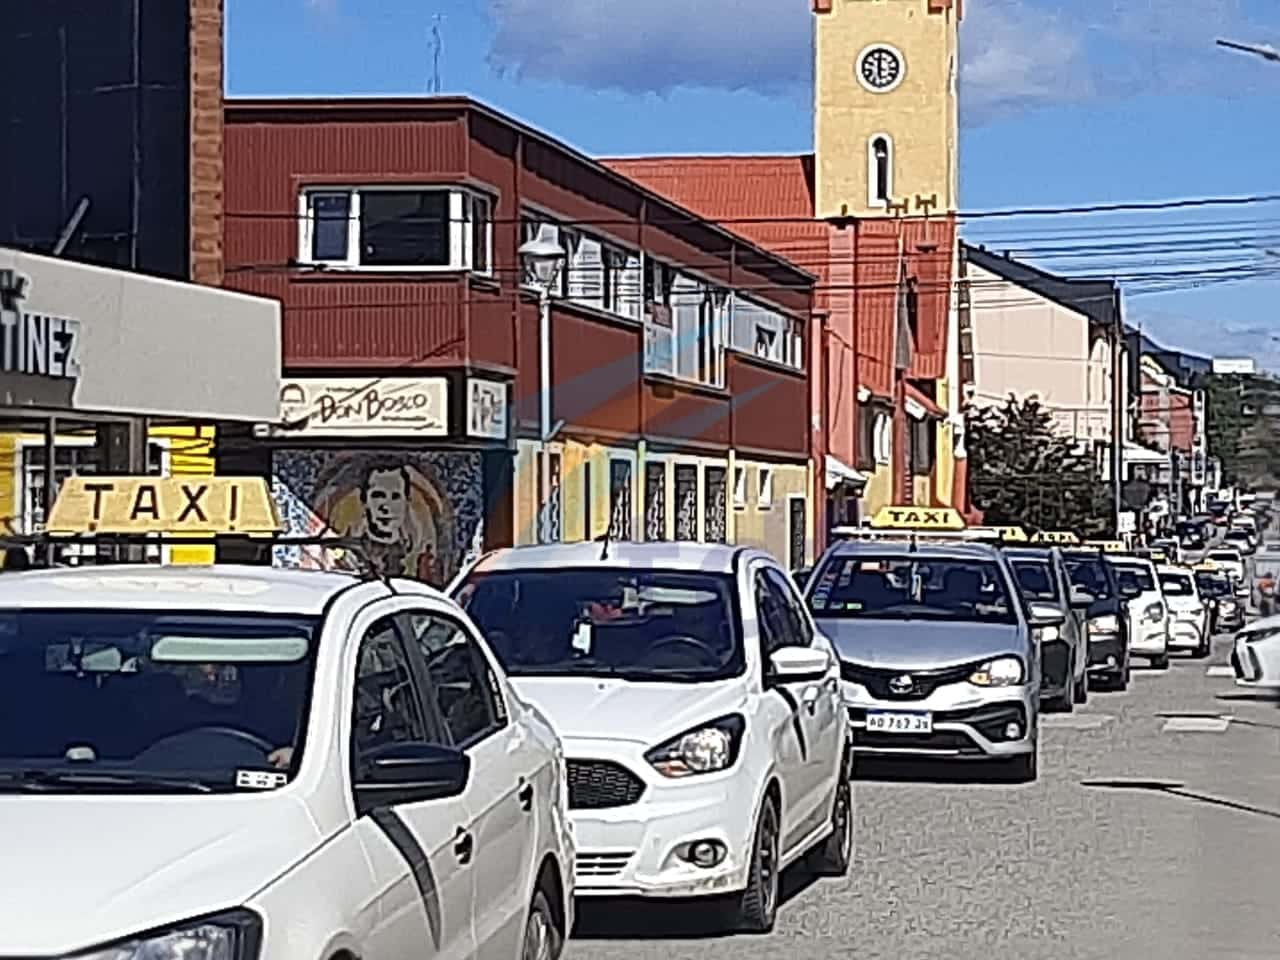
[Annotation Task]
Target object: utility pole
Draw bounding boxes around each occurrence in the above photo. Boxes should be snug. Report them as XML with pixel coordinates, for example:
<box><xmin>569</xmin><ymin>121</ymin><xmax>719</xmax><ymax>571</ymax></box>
<box><xmin>1110</xmin><ymin>285</ymin><xmax>1124</xmax><ymax>538</ymax></box>
<box><xmin>429</xmin><ymin>16</ymin><xmax>443</xmax><ymax>92</ymax></box>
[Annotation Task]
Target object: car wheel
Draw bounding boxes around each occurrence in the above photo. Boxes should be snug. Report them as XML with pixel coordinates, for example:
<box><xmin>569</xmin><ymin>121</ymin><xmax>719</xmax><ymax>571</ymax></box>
<box><xmin>1073</xmin><ymin>668</ymin><xmax>1089</xmax><ymax>704</ymax></box>
<box><xmin>724</xmin><ymin>796</ymin><xmax>781</xmax><ymax>933</ymax></box>
<box><xmin>1151</xmin><ymin>654</ymin><xmax>1171</xmax><ymax>670</ymax></box>
<box><xmin>522</xmin><ymin>888</ymin><xmax>562</xmax><ymax>960</ymax></box>
<box><xmin>994</xmin><ymin>749</ymin><xmax>1037</xmax><ymax>784</ymax></box>
<box><xmin>808</xmin><ymin>772</ymin><xmax>853</xmax><ymax>877</ymax></box>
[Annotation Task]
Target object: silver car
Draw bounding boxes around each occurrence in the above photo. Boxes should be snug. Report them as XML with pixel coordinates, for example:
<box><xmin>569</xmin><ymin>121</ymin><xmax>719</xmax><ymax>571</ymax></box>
<box><xmin>1006</xmin><ymin>546</ymin><xmax>1090</xmax><ymax>712</ymax></box>
<box><xmin>804</xmin><ymin>539</ymin><xmax>1061</xmax><ymax>782</ymax></box>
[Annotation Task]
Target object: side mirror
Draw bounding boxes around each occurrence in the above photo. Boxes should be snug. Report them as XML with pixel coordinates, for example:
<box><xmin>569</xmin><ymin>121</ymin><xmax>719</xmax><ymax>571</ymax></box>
<box><xmin>354</xmin><ymin>741</ymin><xmax>470</xmax><ymax>816</ymax></box>
<box><xmin>1029</xmin><ymin>602</ymin><xmax>1066</xmax><ymax>628</ymax></box>
<box><xmin>767</xmin><ymin>646</ymin><xmax>831</xmax><ymax>684</ymax></box>
<box><xmin>1069</xmin><ymin>588</ymin><xmax>1094</xmax><ymax>609</ymax></box>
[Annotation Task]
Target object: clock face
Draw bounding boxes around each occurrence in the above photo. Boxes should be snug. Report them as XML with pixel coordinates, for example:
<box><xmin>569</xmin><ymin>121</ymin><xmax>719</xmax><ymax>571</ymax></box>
<box><xmin>858</xmin><ymin>46</ymin><xmax>904</xmax><ymax>92</ymax></box>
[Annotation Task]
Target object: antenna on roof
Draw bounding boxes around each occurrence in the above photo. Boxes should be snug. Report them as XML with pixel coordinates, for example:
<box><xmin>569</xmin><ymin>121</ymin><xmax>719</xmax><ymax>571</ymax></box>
<box><xmin>428</xmin><ymin>15</ymin><xmax>443</xmax><ymax>93</ymax></box>
<box><xmin>598</xmin><ymin>524</ymin><xmax>612</xmax><ymax>560</ymax></box>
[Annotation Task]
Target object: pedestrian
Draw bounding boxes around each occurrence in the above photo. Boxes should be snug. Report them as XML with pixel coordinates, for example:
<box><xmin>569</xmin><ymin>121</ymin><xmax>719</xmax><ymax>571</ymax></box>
<box><xmin>1258</xmin><ymin>571</ymin><xmax>1275</xmax><ymax>618</ymax></box>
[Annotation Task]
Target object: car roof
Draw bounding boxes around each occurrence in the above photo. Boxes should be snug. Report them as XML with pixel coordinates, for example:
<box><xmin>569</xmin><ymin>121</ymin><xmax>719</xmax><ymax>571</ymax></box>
<box><xmin>823</xmin><ymin>539</ymin><xmax>1004</xmax><ymax>562</ymax></box>
<box><xmin>0</xmin><ymin>564</ymin><xmax>444</xmax><ymax>615</ymax></box>
<box><xmin>1207</xmin><ymin>547</ymin><xmax>1243</xmax><ymax>556</ymax></box>
<box><xmin>1109</xmin><ymin>554</ymin><xmax>1155</xmax><ymax>568</ymax></box>
<box><xmin>469</xmin><ymin>541</ymin><xmax>756</xmax><ymax>575</ymax></box>
<box><xmin>1004</xmin><ymin>547</ymin><xmax>1057</xmax><ymax>560</ymax></box>
<box><xmin>1156</xmin><ymin>564</ymin><xmax>1192</xmax><ymax>576</ymax></box>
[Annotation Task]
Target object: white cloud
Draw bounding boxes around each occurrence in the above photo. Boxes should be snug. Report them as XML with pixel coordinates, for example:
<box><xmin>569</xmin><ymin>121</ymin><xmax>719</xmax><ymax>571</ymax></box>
<box><xmin>482</xmin><ymin>0</ymin><xmax>1272</xmax><ymax>121</ymax></box>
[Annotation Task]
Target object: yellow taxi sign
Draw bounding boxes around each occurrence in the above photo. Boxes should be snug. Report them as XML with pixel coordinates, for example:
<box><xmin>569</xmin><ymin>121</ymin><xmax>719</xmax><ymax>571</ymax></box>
<box><xmin>1031</xmin><ymin>530</ymin><xmax>1080</xmax><ymax>545</ymax></box>
<box><xmin>1195</xmin><ymin>561</ymin><xmax>1219</xmax><ymax>571</ymax></box>
<box><xmin>974</xmin><ymin>525</ymin><xmax>1028</xmax><ymax>542</ymax></box>
<box><xmin>870</xmin><ymin>506</ymin><xmax>966</xmax><ymax>531</ymax></box>
<box><xmin>1084</xmin><ymin>539</ymin><xmax>1127</xmax><ymax>554</ymax></box>
<box><xmin>46</xmin><ymin>476</ymin><xmax>283</xmax><ymax>536</ymax></box>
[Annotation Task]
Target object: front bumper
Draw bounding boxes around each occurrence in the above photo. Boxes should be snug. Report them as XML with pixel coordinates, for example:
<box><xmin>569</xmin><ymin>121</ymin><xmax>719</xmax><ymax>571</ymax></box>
<box><xmin>563</xmin><ymin>739</ymin><xmax>756</xmax><ymax>899</ymax></box>
<box><xmin>1130</xmin><ymin>621</ymin><xmax>1169</xmax><ymax>655</ymax></box>
<box><xmin>1086</xmin><ymin>632</ymin><xmax>1126</xmax><ymax>674</ymax></box>
<box><xmin>1168</xmin><ymin>619</ymin><xmax>1203</xmax><ymax>650</ymax></box>
<box><xmin>841</xmin><ymin>677</ymin><xmax>1035</xmax><ymax>760</ymax></box>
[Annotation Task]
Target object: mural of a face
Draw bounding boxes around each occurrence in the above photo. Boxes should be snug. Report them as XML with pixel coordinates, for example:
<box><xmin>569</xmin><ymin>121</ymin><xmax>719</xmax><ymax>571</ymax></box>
<box><xmin>361</xmin><ymin>466</ymin><xmax>410</xmax><ymax>543</ymax></box>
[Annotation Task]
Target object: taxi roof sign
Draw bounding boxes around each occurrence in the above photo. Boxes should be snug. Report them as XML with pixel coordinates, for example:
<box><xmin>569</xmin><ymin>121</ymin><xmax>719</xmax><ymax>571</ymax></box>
<box><xmin>46</xmin><ymin>476</ymin><xmax>283</xmax><ymax>536</ymax></box>
<box><xmin>1084</xmin><ymin>539</ymin><xmax>1127</xmax><ymax>554</ymax></box>
<box><xmin>973</xmin><ymin>525</ymin><xmax>1028</xmax><ymax>542</ymax></box>
<box><xmin>869</xmin><ymin>506</ymin><xmax>966</xmax><ymax>531</ymax></box>
<box><xmin>1031</xmin><ymin>530</ymin><xmax>1080</xmax><ymax>545</ymax></box>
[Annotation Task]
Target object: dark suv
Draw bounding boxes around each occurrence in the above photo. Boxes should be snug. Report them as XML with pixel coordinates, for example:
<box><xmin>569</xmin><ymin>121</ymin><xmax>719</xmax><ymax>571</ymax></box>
<box><xmin>1062</xmin><ymin>549</ymin><xmax>1131</xmax><ymax>691</ymax></box>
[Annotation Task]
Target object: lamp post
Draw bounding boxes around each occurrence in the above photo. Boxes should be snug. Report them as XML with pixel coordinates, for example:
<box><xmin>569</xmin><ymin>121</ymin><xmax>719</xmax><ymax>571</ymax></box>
<box><xmin>518</xmin><ymin>236</ymin><xmax>566</xmax><ymax>543</ymax></box>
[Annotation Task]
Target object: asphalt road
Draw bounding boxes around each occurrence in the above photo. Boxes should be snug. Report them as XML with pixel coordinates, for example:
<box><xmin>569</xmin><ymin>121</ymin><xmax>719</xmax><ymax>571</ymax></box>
<box><xmin>566</xmin><ymin>633</ymin><xmax>1280</xmax><ymax>960</ymax></box>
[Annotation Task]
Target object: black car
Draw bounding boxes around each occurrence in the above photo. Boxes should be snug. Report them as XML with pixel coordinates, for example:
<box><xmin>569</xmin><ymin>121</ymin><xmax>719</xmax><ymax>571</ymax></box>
<box><xmin>1062</xmin><ymin>548</ymin><xmax>1132</xmax><ymax>691</ymax></box>
<box><xmin>1195</xmin><ymin>569</ymin><xmax>1244</xmax><ymax>633</ymax></box>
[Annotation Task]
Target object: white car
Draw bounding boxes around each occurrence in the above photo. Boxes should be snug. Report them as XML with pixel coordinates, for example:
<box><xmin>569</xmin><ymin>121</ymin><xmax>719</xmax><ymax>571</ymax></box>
<box><xmin>1157</xmin><ymin>564</ymin><xmax>1210</xmax><ymax>658</ymax></box>
<box><xmin>1107</xmin><ymin>555</ymin><xmax>1171</xmax><ymax>669</ymax></box>
<box><xmin>0</xmin><ymin>564</ymin><xmax>574</xmax><ymax>960</ymax></box>
<box><xmin>451</xmin><ymin>542</ymin><xmax>852</xmax><ymax>933</ymax></box>
<box><xmin>1231</xmin><ymin>612</ymin><xmax>1280</xmax><ymax>688</ymax></box>
<box><xmin>1205</xmin><ymin>547</ymin><xmax>1247</xmax><ymax>584</ymax></box>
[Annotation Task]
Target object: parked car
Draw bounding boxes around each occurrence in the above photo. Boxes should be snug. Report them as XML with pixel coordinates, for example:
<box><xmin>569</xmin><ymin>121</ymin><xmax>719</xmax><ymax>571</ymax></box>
<box><xmin>804</xmin><ymin>537</ymin><xmax>1053</xmax><ymax>782</ymax></box>
<box><xmin>1157</xmin><ymin>564</ymin><xmax>1210</xmax><ymax>658</ymax></box>
<box><xmin>1106</xmin><ymin>555</ymin><xmax>1171</xmax><ymax>670</ymax></box>
<box><xmin>1006</xmin><ymin>546</ymin><xmax>1090</xmax><ymax>711</ymax></box>
<box><xmin>451</xmin><ymin>542</ymin><xmax>852</xmax><ymax>934</ymax></box>
<box><xmin>1231</xmin><ymin>612</ymin><xmax>1280</xmax><ymax>688</ymax></box>
<box><xmin>1223</xmin><ymin>527</ymin><xmax>1256</xmax><ymax>556</ymax></box>
<box><xmin>1195</xmin><ymin>566</ymin><xmax>1245</xmax><ymax>633</ymax></box>
<box><xmin>1062</xmin><ymin>548</ymin><xmax>1132</xmax><ymax>690</ymax></box>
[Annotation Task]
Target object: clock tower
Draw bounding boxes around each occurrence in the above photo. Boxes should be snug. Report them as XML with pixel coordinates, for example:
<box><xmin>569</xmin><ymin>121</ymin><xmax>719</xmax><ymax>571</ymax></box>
<box><xmin>812</xmin><ymin>0</ymin><xmax>960</xmax><ymax>220</ymax></box>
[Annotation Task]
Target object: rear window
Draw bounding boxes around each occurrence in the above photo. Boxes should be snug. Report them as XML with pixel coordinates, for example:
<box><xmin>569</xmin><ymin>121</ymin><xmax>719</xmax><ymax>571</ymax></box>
<box><xmin>1110</xmin><ymin>561</ymin><xmax>1156</xmax><ymax>592</ymax></box>
<box><xmin>1159</xmin><ymin>574</ymin><xmax>1194</xmax><ymax>596</ymax></box>
<box><xmin>807</xmin><ymin>556</ymin><xmax>1018</xmax><ymax>624</ymax></box>
<box><xmin>1012</xmin><ymin>560</ymin><xmax>1058</xmax><ymax>602</ymax></box>
<box><xmin>1064</xmin><ymin>556</ymin><xmax>1114</xmax><ymax>600</ymax></box>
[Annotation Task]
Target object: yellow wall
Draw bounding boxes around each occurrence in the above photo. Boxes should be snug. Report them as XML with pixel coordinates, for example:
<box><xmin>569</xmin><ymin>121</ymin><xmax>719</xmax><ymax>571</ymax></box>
<box><xmin>733</xmin><ymin>460</ymin><xmax>811</xmax><ymax>567</ymax></box>
<box><xmin>862</xmin><ymin>462</ymin><xmax>895</xmax><ymax>517</ymax></box>
<box><xmin>814</xmin><ymin>0</ymin><xmax>959</xmax><ymax>219</ymax></box>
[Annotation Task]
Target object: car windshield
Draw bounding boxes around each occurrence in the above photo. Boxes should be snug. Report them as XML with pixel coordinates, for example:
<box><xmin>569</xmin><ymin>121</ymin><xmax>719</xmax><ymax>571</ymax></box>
<box><xmin>1159</xmin><ymin>574</ymin><xmax>1194</xmax><ymax>596</ymax></box>
<box><xmin>1195</xmin><ymin>574</ymin><xmax>1231</xmax><ymax>597</ymax></box>
<box><xmin>455</xmin><ymin>568</ymin><xmax>743</xmax><ymax>681</ymax></box>
<box><xmin>807</xmin><ymin>556</ymin><xmax>1018</xmax><ymax>624</ymax></box>
<box><xmin>1063</xmin><ymin>555</ymin><xmax>1114</xmax><ymax>600</ymax></box>
<box><xmin>1225</xmin><ymin>531</ymin><xmax>1250</xmax><ymax>541</ymax></box>
<box><xmin>0</xmin><ymin>609</ymin><xmax>317</xmax><ymax>793</ymax></box>
<box><xmin>1012</xmin><ymin>560</ymin><xmax>1058</xmax><ymax>602</ymax></box>
<box><xmin>1208</xmin><ymin>552</ymin><xmax>1241</xmax><ymax>564</ymax></box>
<box><xmin>1111</xmin><ymin>562</ymin><xmax>1156</xmax><ymax>592</ymax></box>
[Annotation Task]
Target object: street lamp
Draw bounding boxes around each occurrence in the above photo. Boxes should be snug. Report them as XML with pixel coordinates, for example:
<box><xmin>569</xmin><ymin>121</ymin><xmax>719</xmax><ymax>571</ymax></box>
<box><xmin>519</xmin><ymin>235</ymin><xmax>566</xmax><ymax>543</ymax></box>
<box><xmin>1216</xmin><ymin>38</ymin><xmax>1280</xmax><ymax>63</ymax></box>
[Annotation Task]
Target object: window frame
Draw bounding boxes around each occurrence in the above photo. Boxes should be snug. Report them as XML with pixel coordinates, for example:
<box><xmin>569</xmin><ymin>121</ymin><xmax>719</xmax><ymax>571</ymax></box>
<box><xmin>757</xmin><ymin>467</ymin><xmax>774</xmax><ymax>510</ymax></box>
<box><xmin>867</xmin><ymin>133</ymin><xmax>894</xmax><ymax>209</ymax></box>
<box><xmin>297</xmin><ymin>185</ymin><xmax>494</xmax><ymax>274</ymax></box>
<box><xmin>397</xmin><ymin>609</ymin><xmax>509</xmax><ymax>749</ymax></box>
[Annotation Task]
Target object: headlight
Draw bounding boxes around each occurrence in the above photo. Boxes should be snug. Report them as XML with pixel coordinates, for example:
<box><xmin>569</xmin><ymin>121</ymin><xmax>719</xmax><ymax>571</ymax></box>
<box><xmin>1221</xmin><ymin>599</ymin><xmax>1237</xmax><ymax>610</ymax></box>
<box><xmin>1039</xmin><ymin>625</ymin><xmax>1061</xmax><ymax>642</ymax></box>
<box><xmin>969</xmin><ymin>656</ymin><xmax>1024</xmax><ymax>687</ymax></box>
<box><xmin>1144</xmin><ymin>602</ymin><xmax>1164</xmax><ymax>622</ymax></box>
<box><xmin>644</xmin><ymin>715</ymin><xmax>745</xmax><ymax>778</ymax></box>
<box><xmin>1088</xmin><ymin>614</ymin><xmax>1120</xmax><ymax>634</ymax></box>
<box><xmin>76</xmin><ymin>911</ymin><xmax>261</xmax><ymax>960</ymax></box>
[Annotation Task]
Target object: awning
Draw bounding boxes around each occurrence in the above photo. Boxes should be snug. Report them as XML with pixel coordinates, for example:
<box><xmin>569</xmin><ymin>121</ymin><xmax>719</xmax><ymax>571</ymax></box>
<box><xmin>904</xmin><ymin>383</ymin><xmax>946</xmax><ymax>421</ymax></box>
<box><xmin>1123</xmin><ymin>442</ymin><xmax>1169</xmax><ymax>466</ymax></box>
<box><xmin>826</xmin><ymin>454</ymin><xmax>867</xmax><ymax>491</ymax></box>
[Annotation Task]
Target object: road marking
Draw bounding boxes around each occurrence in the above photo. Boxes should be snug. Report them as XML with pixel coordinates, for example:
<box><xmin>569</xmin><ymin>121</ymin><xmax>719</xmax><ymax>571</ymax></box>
<box><xmin>1042</xmin><ymin>713</ymin><xmax>1114</xmax><ymax>730</ymax></box>
<box><xmin>1161</xmin><ymin>716</ymin><xmax>1231</xmax><ymax>733</ymax></box>
<box><xmin>1206</xmin><ymin>665</ymin><xmax>1236</xmax><ymax>678</ymax></box>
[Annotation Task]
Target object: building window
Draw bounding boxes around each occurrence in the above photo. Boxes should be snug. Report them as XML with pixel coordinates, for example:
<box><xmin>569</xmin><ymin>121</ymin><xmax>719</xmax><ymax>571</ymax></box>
<box><xmin>704</xmin><ymin>466</ymin><xmax>727</xmax><ymax>543</ymax></box>
<box><xmin>868</xmin><ymin>135</ymin><xmax>893</xmax><ymax>208</ymax></box>
<box><xmin>562</xmin><ymin>232</ymin><xmax>642</xmax><ymax>320</ymax></box>
<box><xmin>733</xmin><ymin>466</ymin><xmax>747</xmax><ymax>509</ymax></box>
<box><xmin>608</xmin><ymin>459</ymin><xmax>633</xmax><ymax>539</ymax></box>
<box><xmin>644</xmin><ymin>462</ymin><xmax>667</xmax><ymax>540</ymax></box>
<box><xmin>674</xmin><ymin>465</ymin><xmax>699</xmax><ymax>541</ymax></box>
<box><xmin>755</xmin><ymin>325</ymin><xmax>778</xmax><ymax>360</ymax></box>
<box><xmin>910</xmin><ymin>419</ymin><xmax>936</xmax><ymax>475</ymax></box>
<box><xmin>732</xmin><ymin>296</ymin><xmax>801</xmax><ymax>370</ymax></box>
<box><xmin>538</xmin><ymin>451</ymin><xmax>562</xmax><ymax>543</ymax></box>
<box><xmin>874</xmin><ymin>413</ymin><xmax>892</xmax><ymax>465</ymax></box>
<box><xmin>757</xmin><ymin>467</ymin><xmax>774</xmax><ymax>509</ymax></box>
<box><xmin>857</xmin><ymin>407</ymin><xmax>876</xmax><ymax>471</ymax></box>
<box><xmin>299</xmin><ymin>187</ymin><xmax>491</xmax><ymax>272</ymax></box>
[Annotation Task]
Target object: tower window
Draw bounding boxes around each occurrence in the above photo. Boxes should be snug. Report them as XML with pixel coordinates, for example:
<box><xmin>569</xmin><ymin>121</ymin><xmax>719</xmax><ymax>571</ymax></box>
<box><xmin>868</xmin><ymin>135</ymin><xmax>893</xmax><ymax>207</ymax></box>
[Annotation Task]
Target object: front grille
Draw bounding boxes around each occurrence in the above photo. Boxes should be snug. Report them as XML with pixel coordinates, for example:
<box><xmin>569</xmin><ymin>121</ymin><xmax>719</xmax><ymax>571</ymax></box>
<box><xmin>841</xmin><ymin>660</ymin><xmax>979</xmax><ymax>700</ymax></box>
<box><xmin>566</xmin><ymin>759</ymin><xmax>646</xmax><ymax>809</ymax></box>
<box><xmin>576</xmin><ymin>850</ymin><xmax>635</xmax><ymax>878</ymax></box>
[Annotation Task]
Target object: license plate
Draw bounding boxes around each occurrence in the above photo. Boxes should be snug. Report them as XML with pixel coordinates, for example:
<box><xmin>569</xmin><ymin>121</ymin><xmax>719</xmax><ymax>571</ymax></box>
<box><xmin>865</xmin><ymin>710</ymin><xmax>933</xmax><ymax>734</ymax></box>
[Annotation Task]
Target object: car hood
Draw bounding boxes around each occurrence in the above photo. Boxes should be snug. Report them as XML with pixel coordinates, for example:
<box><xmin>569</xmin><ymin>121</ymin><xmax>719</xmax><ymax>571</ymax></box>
<box><xmin>0</xmin><ymin>792</ymin><xmax>323</xmax><ymax>956</ymax></box>
<box><xmin>510</xmin><ymin>676</ymin><xmax>747</xmax><ymax>745</ymax></box>
<box><xmin>815</xmin><ymin>618</ymin><xmax>1026</xmax><ymax>669</ymax></box>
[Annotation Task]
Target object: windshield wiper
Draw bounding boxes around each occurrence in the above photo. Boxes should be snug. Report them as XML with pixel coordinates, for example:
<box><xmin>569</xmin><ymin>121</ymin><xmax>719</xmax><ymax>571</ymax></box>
<box><xmin>0</xmin><ymin>770</ymin><xmax>215</xmax><ymax>794</ymax></box>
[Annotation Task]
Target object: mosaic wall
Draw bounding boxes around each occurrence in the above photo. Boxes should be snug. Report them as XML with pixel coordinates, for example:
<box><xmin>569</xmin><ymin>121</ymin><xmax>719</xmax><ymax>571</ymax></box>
<box><xmin>272</xmin><ymin>449</ymin><xmax>484</xmax><ymax>586</ymax></box>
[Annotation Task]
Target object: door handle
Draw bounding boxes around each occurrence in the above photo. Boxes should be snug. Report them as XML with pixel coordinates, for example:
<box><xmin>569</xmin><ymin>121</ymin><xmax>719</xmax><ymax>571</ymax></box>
<box><xmin>453</xmin><ymin>828</ymin><xmax>474</xmax><ymax>864</ymax></box>
<box><xmin>518</xmin><ymin>780</ymin><xmax>534</xmax><ymax>811</ymax></box>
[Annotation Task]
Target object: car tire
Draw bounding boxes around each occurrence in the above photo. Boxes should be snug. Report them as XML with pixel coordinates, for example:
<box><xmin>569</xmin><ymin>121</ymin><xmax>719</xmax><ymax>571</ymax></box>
<box><xmin>994</xmin><ymin>749</ymin><xmax>1037</xmax><ymax>784</ymax></box>
<box><xmin>522</xmin><ymin>888</ymin><xmax>562</xmax><ymax>960</ymax></box>
<box><xmin>808</xmin><ymin>771</ymin><xmax>853</xmax><ymax>877</ymax></box>
<box><xmin>723</xmin><ymin>796</ymin><xmax>781</xmax><ymax>933</ymax></box>
<box><xmin>1151</xmin><ymin>654</ymin><xmax>1171</xmax><ymax>670</ymax></box>
<box><xmin>1193</xmin><ymin>635</ymin><xmax>1211</xmax><ymax>659</ymax></box>
<box><xmin>1073</xmin><ymin>668</ymin><xmax>1089</xmax><ymax>705</ymax></box>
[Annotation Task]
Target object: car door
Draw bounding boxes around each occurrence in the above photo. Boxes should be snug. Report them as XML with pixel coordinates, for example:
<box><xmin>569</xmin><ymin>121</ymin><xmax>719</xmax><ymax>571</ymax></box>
<box><xmin>1054</xmin><ymin>556</ymin><xmax>1085</xmax><ymax>680</ymax></box>
<box><xmin>400</xmin><ymin>609</ymin><xmax>534</xmax><ymax>959</ymax></box>
<box><xmin>753</xmin><ymin>563</ymin><xmax>830</xmax><ymax>849</ymax></box>
<box><xmin>347</xmin><ymin>613</ymin><xmax>476</xmax><ymax>960</ymax></box>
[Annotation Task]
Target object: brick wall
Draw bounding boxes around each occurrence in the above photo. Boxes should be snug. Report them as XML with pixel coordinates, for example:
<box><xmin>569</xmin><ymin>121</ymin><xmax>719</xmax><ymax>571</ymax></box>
<box><xmin>189</xmin><ymin>0</ymin><xmax>224</xmax><ymax>286</ymax></box>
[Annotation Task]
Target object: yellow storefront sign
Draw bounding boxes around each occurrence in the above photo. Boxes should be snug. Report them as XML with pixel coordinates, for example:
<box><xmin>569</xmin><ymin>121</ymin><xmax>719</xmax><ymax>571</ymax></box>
<box><xmin>46</xmin><ymin>476</ymin><xmax>282</xmax><ymax>536</ymax></box>
<box><xmin>1031</xmin><ymin>531</ymin><xmax>1080</xmax><ymax>545</ymax></box>
<box><xmin>870</xmin><ymin>506</ymin><xmax>966</xmax><ymax>531</ymax></box>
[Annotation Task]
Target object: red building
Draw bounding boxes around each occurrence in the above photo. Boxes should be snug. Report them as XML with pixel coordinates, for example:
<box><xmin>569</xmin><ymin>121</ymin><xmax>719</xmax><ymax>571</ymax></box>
<box><xmin>221</xmin><ymin>97</ymin><xmax>819</xmax><ymax>581</ymax></box>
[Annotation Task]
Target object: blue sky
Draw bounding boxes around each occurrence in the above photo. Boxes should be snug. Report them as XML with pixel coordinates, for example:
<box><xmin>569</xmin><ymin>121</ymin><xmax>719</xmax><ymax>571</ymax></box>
<box><xmin>226</xmin><ymin>0</ymin><xmax>1280</xmax><ymax>369</ymax></box>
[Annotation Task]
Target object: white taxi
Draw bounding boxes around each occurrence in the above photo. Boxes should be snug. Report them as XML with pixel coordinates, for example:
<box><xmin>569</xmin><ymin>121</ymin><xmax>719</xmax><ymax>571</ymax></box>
<box><xmin>452</xmin><ymin>542</ymin><xmax>852</xmax><ymax>934</ymax></box>
<box><xmin>1157</xmin><ymin>564</ymin><xmax>1210</xmax><ymax>658</ymax></box>
<box><xmin>0</xmin><ymin>478</ymin><xmax>574</xmax><ymax>960</ymax></box>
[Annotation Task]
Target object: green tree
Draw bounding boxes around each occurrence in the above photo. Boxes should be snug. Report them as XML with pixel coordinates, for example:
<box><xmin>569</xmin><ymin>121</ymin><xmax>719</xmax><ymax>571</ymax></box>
<box><xmin>966</xmin><ymin>395</ymin><xmax>1113</xmax><ymax>537</ymax></box>
<box><xmin>1203</xmin><ymin>372</ymin><xmax>1280</xmax><ymax>488</ymax></box>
